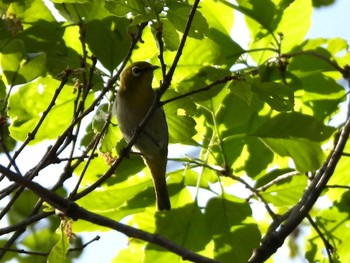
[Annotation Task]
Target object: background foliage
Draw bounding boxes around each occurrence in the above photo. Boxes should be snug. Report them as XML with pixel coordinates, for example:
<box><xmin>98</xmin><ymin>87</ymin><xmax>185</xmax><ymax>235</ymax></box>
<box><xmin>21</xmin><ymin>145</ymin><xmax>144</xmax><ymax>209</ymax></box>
<box><xmin>0</xmin><ymin>0</ymin><xmax>350</xmax><ymax>262</ymax></box>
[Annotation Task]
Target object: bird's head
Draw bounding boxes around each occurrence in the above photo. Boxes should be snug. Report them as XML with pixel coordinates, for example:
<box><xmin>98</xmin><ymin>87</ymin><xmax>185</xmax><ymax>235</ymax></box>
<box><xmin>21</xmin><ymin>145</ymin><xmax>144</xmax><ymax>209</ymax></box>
<box><xmin>119</xmin><ymin>61</ymin><xmax>159</xmax><ymax>94</ymax></box>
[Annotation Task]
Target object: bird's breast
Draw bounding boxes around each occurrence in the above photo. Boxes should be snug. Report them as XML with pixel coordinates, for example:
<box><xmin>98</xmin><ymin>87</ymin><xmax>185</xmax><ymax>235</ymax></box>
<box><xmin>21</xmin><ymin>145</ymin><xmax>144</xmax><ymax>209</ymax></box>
<box><xmin>115</xmin><ymin>93</ymin><xmax>153</xmax><ymax>140</ymax></box>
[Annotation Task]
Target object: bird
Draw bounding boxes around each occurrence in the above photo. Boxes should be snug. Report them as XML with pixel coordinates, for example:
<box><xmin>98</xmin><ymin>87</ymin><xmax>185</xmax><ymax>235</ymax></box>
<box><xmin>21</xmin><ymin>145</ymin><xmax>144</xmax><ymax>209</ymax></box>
<box><xmin>115</xmin><ymin>61</ymin><xmax>171</xmax><ymax>211</ymax></box>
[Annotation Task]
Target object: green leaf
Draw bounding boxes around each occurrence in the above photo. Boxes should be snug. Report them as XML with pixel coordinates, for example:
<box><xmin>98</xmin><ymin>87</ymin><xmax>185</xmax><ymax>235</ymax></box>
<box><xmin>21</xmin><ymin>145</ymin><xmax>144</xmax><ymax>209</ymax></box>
<box><xmin>22</xmin><ymin>228</ymin><xmax>60</xmax><ymax>262</ymax></box>
<box><xmin>250</xmin><ymin>112</ymin><xmax>330</xmax><ymax>172</ymax></box>
<box><xmin>299</xmin><ymin>76</ymin><xmax>345</xmax><ymax>120</ymax></box>
<box><xmin>92</xmin><ymin>104</ymin><xmax>108</xmax><ymax>133</ymax></box>
<box><xmin>48</xmin><ymin>226</ymin><xmax>70</xmax><ymax>263</ymax></box>
<box><xmin>145</xmin><ymin>203</ymin><xmax>213</xmax><ymax>261</ymax></box>
<box><xmin>182</xmin><ymin>168</ymin><xmax>211</xmax><ymax>189</ymax></box>
<box><xmin>255</xmin><ymin>168</ymin><xmax>296</xmax><ymax>189</ymax></box>
<box><xmin>9</xmin><ymin>0</ymin><xmax>56</xmax><ymax>23</ymax></box>
<box><xmin>306</xmin><ymin>207</ymin><xmax>350</xmax><ymax>262</ymax></box>
<box><xmin>289</xmin><ymin>38</ymin><xmax>349</xmax><ymax>76</ymax></box>
<box><xmin>205</xmin><ymin>196</ymin><xmax>261</xmax><ymax>263</ymax></box>
<box><xmin>54</xmin><ymin>0</ymin><xmax>110</xmax><ymax>22</ymax></box>
<box><xmin>229</xmin><ymin>80</ymin><xmax>254</xmax><ymax>105</ymax></box>
<box><xmin>166</xmin><ymin>110</ymin><xmax>196</xmax><ymax>144</ymax></box>
<box><xmin>176</xmin><ymin>66</ymin><xmax>231</xmax><ymax>102</ymax></box>
<box><xmin>129</xmin><ymin>26</ymin><xmax>159</xmax><ymax>61</ymax></box>
<box><xmin>200</xmin><ymin>0</ymin><xmax>234</xmax><ymax>35</ymax></box>
<box><xmin>101</xmin><ymin>121</ymin><xmax>123</xmax><ymax>153</ymax></box>
<box><xmin>92</xmin><ymin>104</ymin><xmax>124</xmax><ymax>153</ymax></box>
<box><xmin>1</xmin><ymin>39</ymin><xmax>25</xmax><ymax>84</ymax></box>
<box><xmin>0</xmin><ymin>78</ymin><xmax>6</xmax><ymax>109</ymax></box>
<box><xmin>105</xmin><ymin>0</ymin><xmax>147</xmax><ymax>17</ymax></box>
<box><xmin>244</xmin><ymin>137</ymin><xmax>274</xmax><ymax>178</ymax></box>
<box><xmin>52</xmin><ymin>0</ymin><xmax>89</xmax><ymax>3</ymax></box>
<box><xmin>260</xmin><ymin>173</ymin><xmax>307</xmax><ymax>207</ymax></box>
<box><xmin>199</xmin><ymin>0</ymin><xmax>243</xmax><ymax>64</ymax></box>
<box><xmin>197</xmin><ymin>87</ymin><xmax>261</xmax><ymax>168</ymax></box>
<box><xmin>8</xmin><ymin>76</ymin><xmax>93</xmax><ymax>143</ymax></box>
<box><xmin>112</xmin><ymin>188</ymin><xmax>196</xmax><ymax>262</ymax></box>
<box><xmin>74</xmin><ymin>153</ymin><xmax>144</xmax><ymax>187</ymax></box>
<box><xmin>216</xmin><ymin>91</ymin><xmax>259</xmax><ymax>135</ymax></box>
<box><xmin>167</xmin><ymin>7</ymin><xmax>208</xmax><ymax>39</ymax></box>
<box><xmin>252</xmin><ymin>112</ymin><xmax>336</xmax><ymax>142</ymax></box>
<box><xmin>240</xmin><ymin>0</ymin><xmax>312</xmax><ymax>62</ymax></box>
<box><xmin>74</xmin><ymin>174</ymin><xmax>153</xmax><ymax>232</ymax></box>
<box><xmin>261</xmin><ymin>137</ymin><xmax>324</xmax><ymax>172</ymax></box>
<box><xmin>163</xmin><ymin>37</ymin><xmax>225</xmax><ymax>85</ymax></box>
<box><xmin>1</xmin><ymin>39</ymin><xmax>46</xmax><ymax>85</ymax></box>
<box><xmin>85</xmin><ymin>17</ymin><xmax>131</xmax><ymax>73</ymax></box>
<box><xmin>7</xmin><ymin>190</ymin><xmax>38</xmax><ymax>225</ymax></box>
<box><xmin>5</xmin><ymin>14</ymin><xmax>70</xmax><ymax>75</ymax></box>
<box><xmin>158</xmin><ymin>19</ymin><xmax>179</xmax><ymax>51</ymax></box>
<box><xmin>106</xmin><ymin>0</ymin><xmax>161</xmax><ymax>24</ymax></box>
<box><xmin>0</xmin><ymin>122</ymin><xmax>17</xmax><ymax>153</ymax></box>
<box><xmin>77</xmin><ymin>174</ymin><xmax>152</xmax><ymax>209</ymax></box>
<box><xmin>288</xmin><ymin>38</ymin><xmax>345</xmax><ymax>78</ymax></box>
<box><xmin>113</xmin><ymin>241</ymin><xmax>145</xmax><ymax>263</ymax></box>
<box><xmin>252</xmin><ymin>81</ymin><xmax>294</xmax><ymax>111</ymax></box>
<box><xmin>274</xmin><ymin>0</ymin><xmax>312</xmax><ymax>52</ymax></box>
<box><xmin>236</xmin><ymin>0</ymin><xmax>276</xmax><ymax>32</ymax></box>
<box><xmin>163</xmin><ymin>89</ymin><xmax>197</xmax><ymax>144</ymax></box>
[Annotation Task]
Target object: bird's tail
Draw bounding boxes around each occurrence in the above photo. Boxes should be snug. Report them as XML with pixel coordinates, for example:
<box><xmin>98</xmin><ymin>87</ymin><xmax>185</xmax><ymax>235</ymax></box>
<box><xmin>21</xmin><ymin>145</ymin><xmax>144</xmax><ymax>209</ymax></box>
<box><xmin>144</xmin><ymin>157</ymin><xmax>171</xmax><ymax>211</ymax></box>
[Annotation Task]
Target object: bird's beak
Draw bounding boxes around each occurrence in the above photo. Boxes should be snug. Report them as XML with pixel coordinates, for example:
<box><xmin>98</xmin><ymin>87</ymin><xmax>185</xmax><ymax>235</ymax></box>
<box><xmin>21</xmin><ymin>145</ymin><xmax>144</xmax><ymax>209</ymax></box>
<box><xmin>150</xmin><ymin>65</ymin><xmax>159</xmax><ymax>71</ymax></box>
<box><xmin>141</xmin><ymin>65</ymin><xmax>159</xmax><ymax>74</ymax></box>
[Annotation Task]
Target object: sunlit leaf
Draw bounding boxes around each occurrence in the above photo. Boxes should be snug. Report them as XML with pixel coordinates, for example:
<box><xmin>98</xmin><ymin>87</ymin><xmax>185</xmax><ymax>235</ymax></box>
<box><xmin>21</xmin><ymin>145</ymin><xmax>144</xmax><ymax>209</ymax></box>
<box><xmin>306</xmin><ymin>207</ymin><xmax>350</xmax><ymax>262</ymax></box>
<box><xmin>8</xmin><ymin>76</ymin><xmax>93</xmax><ymax>143</ymax></box>
<box><xmin>205</xmin><ymin>196</ymin><xmax>261</xmax><ymax>263</ymax></box>
<box><xmin>252</xmin><ymin>112</ymin><xmax>335</xmax><ymax>141</ymax></box>
<box><xmin>145</xmin><ymin>202</ymin><xmax>213</xmax><ymax>261</ymax></box>
<box><xmin>167</xmin><ymin>7</ymin><xmax>208</xmax><ymax>39</ymax></box>
<box><xmin>261</xmin><ymin>137</ymin><xmax>324</xmax><ymax>172</ymax></box>
<box><xmin>260</xmin><ymin>174</ymin><xmax>307</xmax><ymax>207</ymax></box>
<box><xmin>85</xmin><ymin>17</ymin><xmax>131</xmax><ymax>73</ymax></box>
<box><xmin>1</xmin><ymin>39</ymin><xmax>46</xmax><ymax>85</ymax></box>
<box><xmin>158</xmin><ymin>19</ymin><xmax>179</xmax><ymax>51</ymax></box>
<box><xmin>252</xmin><ymin>81</ymin><xmax>294</xmax><ymax>111</ymax></box>
<box><xmin>48</xmin><ymin>226</ymin><xmax>69</xmax><ymax>263</ymax></box>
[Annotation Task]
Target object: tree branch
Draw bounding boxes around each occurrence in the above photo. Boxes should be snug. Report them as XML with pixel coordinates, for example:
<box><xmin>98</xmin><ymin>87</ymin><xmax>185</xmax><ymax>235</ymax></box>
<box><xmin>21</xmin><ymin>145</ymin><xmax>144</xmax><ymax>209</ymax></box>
<box><xmin>0</xmin><ymin>164</ymin><xmax>218</xmax><ymax>263</ymax></box>
<box><xmin>248</xmin><ymin>113</ymin><xmax>350</xmax><ymax>262</ymax></box>
<box><xmin>306</xmin><ymin>215</ymin><xmax>334</xmax><ymax>263</ymax></box>
<box><xmin>161</xmin><ymin>0</ymin><xmax>201</xmax><ymax>93</ymax></box>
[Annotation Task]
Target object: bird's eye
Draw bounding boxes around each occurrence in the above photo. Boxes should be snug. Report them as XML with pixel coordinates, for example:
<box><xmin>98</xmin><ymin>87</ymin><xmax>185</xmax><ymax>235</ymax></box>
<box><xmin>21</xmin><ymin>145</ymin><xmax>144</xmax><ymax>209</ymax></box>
<box><xmin>131</xmin><ymin>66</ymin><xmax>142</xmax><ymax>77</ymax></box>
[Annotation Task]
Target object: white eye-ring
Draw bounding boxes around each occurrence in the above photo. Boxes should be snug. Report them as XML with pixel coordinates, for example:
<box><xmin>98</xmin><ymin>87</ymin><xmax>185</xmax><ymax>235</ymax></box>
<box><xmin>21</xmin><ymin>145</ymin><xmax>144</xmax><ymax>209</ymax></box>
<box><xmin>131</xmin><ymin>66</ymin><xmax>142</xmax><ymax>77</ymax></box>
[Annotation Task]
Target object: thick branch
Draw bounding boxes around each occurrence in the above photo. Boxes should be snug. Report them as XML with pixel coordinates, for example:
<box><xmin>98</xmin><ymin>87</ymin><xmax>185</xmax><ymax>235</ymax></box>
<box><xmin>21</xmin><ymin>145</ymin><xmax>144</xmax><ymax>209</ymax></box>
<box><xmin>248</xmin><ymin>113</ymin><xmax>350</xmax><ymax>263</ymax></box>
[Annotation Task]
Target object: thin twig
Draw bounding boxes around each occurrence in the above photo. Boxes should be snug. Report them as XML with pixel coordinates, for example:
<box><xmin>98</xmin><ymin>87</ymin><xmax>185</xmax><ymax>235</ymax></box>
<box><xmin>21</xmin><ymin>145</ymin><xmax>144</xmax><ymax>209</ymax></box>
<box><xmin>0</xmin><ymin>235</ymin><xmax>101</xmax><ymax>257</ymax></box>
<box><xmin>8</xmin><ymin>69</ymin><xmax>71</xmax><ymax>169</ymax></box>
<box><xmin>161</xmin><ymin>75</ymin><xmax>239</xmax><ymax>106</ymax></box>
<box><xmin>69</xmin><ymin>125</ymin><xmax>105</xmax><ymax>197</ymax></box>
<box><xmin>326</xmin><ymin>184</ymin><xmax>350</xmax><ymax>190</ymax></box>
<box><xmin>161</xmin><ymin>0</ymin><xmax>201</xmax><ymax>93</ymax></box>
<box><xmin>0</xmin><ymin>212</ymin><xmax>53</xmax><ymax>235</ymax></box>
<box><xmin>186</xmin><ymin>157</ymin><xmax>276</xmax><ymax>219</ymax></box>
<box><xmin>256</xmin><ymin>171</ymin><xmax>301</xmax><ymax>192</ymax></box>
<box><xmin>221</xmin><ymin>168</ymin><xmax>277</xmax><ymax>219</ymax></box>
<box><xmin>68</xmin><ymin>235</ymin><xmax>100</xmax><ymax>252</ymax></box>
<box><xmin>306</xmin><ymin>214</ymin><xmax>334</xmax><ymax>263</ymax></box>
<box><xmin>0</xmin><ymin>247</ymin><xmax>48</xmax><ymax>257</ymax></box>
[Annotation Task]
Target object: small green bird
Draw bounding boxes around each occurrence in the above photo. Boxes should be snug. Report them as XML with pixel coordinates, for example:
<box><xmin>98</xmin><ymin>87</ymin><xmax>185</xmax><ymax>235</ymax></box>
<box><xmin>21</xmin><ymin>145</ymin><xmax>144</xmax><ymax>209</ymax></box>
<box><xmin>115</xmin><ymin>61</ymin><xmax>171</xmax><ymax>211</ymax></box>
